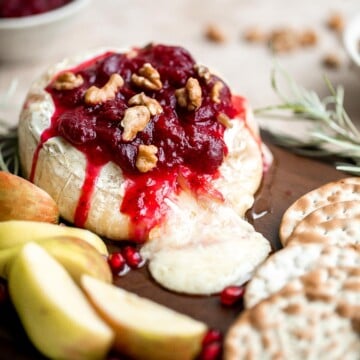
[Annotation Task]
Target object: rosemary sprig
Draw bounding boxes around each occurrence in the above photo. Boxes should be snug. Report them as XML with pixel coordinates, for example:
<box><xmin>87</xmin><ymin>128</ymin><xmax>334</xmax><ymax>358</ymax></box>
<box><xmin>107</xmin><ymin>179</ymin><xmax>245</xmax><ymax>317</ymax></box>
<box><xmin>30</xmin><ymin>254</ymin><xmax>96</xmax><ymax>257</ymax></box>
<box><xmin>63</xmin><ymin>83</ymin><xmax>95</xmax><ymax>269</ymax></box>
<box><xmin>0</xmin><ymin>80</ymin><xmax>20</xmax><ymax>175</ymax></box>
<box><xmin>256</xmin><ymin>67</ymin><xmax>360</xmax><ymax>175</ymax></box>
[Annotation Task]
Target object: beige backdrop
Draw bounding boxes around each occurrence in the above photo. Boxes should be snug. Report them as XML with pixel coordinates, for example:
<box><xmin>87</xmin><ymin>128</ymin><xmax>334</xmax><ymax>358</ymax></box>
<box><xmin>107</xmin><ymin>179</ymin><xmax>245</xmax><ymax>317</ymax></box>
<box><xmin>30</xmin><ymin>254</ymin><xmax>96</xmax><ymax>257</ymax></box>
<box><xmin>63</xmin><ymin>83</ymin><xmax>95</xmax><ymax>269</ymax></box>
<box><xmin>0</xmin><ymin>0</ymin><xmax>359</xmax><ymax>128</ymax></box>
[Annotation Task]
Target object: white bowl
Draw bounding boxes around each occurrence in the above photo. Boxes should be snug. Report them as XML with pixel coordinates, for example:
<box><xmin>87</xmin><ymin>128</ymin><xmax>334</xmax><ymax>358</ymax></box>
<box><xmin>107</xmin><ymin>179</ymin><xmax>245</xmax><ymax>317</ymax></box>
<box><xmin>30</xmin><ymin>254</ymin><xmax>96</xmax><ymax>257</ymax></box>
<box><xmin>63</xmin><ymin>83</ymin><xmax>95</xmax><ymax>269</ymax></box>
<box><xmin>343</xmin><ymin>12</ymin><xmax>360</xmax><ymax>67</ymax></box>
<box><xmin>0</xmin><ymin>0</ymin><xmax>91</xmax><ymax>63</ymax></box>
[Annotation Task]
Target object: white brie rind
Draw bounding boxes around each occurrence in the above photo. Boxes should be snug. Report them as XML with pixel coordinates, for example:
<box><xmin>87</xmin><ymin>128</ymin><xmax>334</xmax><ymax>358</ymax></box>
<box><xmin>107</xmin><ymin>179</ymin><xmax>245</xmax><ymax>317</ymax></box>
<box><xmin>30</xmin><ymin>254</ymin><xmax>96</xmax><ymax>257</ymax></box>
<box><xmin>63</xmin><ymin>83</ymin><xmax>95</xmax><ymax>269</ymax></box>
<box><xmin>18</xmin><ymin>48</ymin><xmax>264</xmax><ymax>241</ymax></box>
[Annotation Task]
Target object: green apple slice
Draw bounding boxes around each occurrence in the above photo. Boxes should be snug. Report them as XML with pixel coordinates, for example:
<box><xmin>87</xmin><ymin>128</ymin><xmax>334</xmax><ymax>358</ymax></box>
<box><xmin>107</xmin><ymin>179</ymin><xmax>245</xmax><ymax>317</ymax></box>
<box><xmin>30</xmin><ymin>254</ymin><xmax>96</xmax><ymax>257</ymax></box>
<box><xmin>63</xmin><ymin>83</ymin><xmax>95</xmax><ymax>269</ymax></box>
<box><xmin>0</xmin><ymin>236</ymin><xmax>112</xmax><ymax>284</ymax></box>
<box><xmin>8</xmin><ymin>243</ymin><xmax>114</xmax><ymax>360</ymax></box>
<box><xmin>81</xmin><ymin>275</ymin><xmax>208</xmax><ymax>360</ymax></box>
<box><xmin>0</xmin><ymin>220</ymin><xmax>108</xmax><ymax>255</ymax></box>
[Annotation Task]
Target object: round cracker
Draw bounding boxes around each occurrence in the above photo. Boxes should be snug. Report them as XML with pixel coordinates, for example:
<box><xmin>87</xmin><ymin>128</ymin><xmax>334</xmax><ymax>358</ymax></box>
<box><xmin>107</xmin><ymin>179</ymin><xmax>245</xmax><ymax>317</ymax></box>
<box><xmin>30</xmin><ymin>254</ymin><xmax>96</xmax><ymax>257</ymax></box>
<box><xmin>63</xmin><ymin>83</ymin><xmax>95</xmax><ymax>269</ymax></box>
<box><xmin>339</xmin><ymin>177</ymin><xmax>360</xmax><ymax>185</ymax></box>
<box><xmin>244</xmin><ymin>243</ymin><xmax>360</xmax><ymax>308</ymax></box>
<box><xmin>292</xmin><ymin>200</ymin><xmax>360</xmax><ymax>236</ymax></box>
<box><xmin>280</xmin><ymin>181</ymin><xmax>360</xmax><ymax>246</ymax></box>
<box><xmin>225</xmin><ymin>266</ymin><xmax>360</xmax><ymax>360</ymax></box>
<box><xmin>287</xmin><ymin>217</ymin><xmax>360</xmax><ymax>247</ymax></box>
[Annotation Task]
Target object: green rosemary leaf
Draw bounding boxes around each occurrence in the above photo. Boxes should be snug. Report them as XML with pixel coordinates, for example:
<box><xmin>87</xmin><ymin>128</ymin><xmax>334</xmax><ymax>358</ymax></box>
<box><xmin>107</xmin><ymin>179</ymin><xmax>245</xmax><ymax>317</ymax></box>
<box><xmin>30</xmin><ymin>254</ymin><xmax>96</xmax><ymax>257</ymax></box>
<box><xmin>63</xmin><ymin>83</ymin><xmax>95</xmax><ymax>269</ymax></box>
<box><xmin>258</xmin><ymin>67</ymin><xmax>360</xmax><ymax>175</ymax></box>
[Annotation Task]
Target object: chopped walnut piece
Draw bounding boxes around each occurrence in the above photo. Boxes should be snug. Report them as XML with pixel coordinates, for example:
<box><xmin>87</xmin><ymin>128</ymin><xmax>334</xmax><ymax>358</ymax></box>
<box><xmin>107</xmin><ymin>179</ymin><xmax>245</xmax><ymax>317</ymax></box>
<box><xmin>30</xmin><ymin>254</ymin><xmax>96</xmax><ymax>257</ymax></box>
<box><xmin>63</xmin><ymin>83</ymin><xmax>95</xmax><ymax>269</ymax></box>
<box><xmin>136</xmin><ymin>144</ymin><xmax>158</xmax><ymax>172</ymax></box>
<box><xmin>211</xmin><ymin>81</ymin><xmax>224</xmax><ymax>103</ymax></box>
<box><xmin>85</xmin><ymin>73</ymin><xmax>124</xmax><ymax>105</ymax></box>
<box><xmin>128</xmin><ymin>92</ymin><xmax>163</xmax><ymax>116</ymax></box>
<box><xmin>52</xmin><ymin>72</ymin><xmax>84</xmax><ymax>90</ymax></box>
<box><xmin>269</xmin><ymin>27</ymin><xmax>298</xmax><ymax>53</ymax></box>
<box><xmin>322</xmin><ymin>53</ymin><xmax>341</xmax><ymax>69</ymax></box>
<box><xmin>299</xmin><ymin>29</ymin><xmax>318</xmax><ymax>47</ymax></box>
<box><xmin>175</xmin><ymin>77</ymin><xmax>202</xmax><ymax>111</ymax></box>
<box><xmin>327</xmin><ymin>12</ymin><xmax>345</xmax><ymax>33</ymax></box>
<box><xmin>120</xmin><ymin>105</ymin><xmax>151</xmax><ymax>141</ymax></box>
<box><xmin>131</xmin><ymin>63</ymin><xmax>162</xmax><ymax>91</ymax></box>
<box><xmin>217</xmin><ymin>113</ymin><xmax>233</xmax><ymax>128</ymax></box>
<box><xmin>194</xmin><ymin>64</ymin><xmax>212</xmax><ymax>82</ymax></box>
<box><xmin>204</xmin><ymin>24</ymin><xmax>227</xmax><ymax>43</ymax></box>
<box><xmin>243</xmin><ymin>26</ymin><xmax>267</xmax><ymax>43</ymax></box>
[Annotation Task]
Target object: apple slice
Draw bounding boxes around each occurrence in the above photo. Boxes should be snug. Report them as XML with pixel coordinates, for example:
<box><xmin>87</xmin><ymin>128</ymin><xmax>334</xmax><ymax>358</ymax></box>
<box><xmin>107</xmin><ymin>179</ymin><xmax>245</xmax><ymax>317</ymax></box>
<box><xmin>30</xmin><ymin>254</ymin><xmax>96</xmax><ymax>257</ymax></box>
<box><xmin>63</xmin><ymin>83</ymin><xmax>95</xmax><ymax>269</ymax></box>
<box><xmin>81</xmin><ymin>275</ymin><xmax>207</xmax><ymax>360</ymax></box>
<box><xmin>0</xmin><ymin>220</ymin><xmax>108</xmax><ymax>255</ymax></box>
<box><xmin>0</xmin><ymin>236</ymin><xmax>112</xmax><ymax>284</ymax></box>
<box><xmin>0</xmin><ymin>171</ymin><xmax>59</xmax><ymax>223</ymax></box>
<box><xmin>8</xmin><ymin>243</ymin><xmax>114</xmax><ymax>360</ymax></box>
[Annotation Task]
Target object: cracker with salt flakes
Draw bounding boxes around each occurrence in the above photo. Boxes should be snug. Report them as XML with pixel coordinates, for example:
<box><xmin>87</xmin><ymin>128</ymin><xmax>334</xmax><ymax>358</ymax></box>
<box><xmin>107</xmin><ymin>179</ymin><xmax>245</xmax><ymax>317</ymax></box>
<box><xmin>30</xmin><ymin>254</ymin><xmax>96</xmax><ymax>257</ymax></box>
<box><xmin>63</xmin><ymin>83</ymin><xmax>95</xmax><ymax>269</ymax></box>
<box><xmin>225</xmin><ymin>266</ymin><xmax>360</xmax><ymax>360</ymax></box>
<box><xmin>292</xmin><ymin>200</ymin><xmax>360</xmax><ymax>235</ymax></box>
<box><xmin>280</xmin><ymin>181</ymin><xmax>360</xmax><ymax>246</ymax></box>
<box><xmin>287</xmin><ymin>217</ymin><xmax>360</xmax><ymax>248</ymax></box>
<box><xmin>244</xmin><ymin>243</ymin><xmax>360</xmax><ymax>309</ymax></box>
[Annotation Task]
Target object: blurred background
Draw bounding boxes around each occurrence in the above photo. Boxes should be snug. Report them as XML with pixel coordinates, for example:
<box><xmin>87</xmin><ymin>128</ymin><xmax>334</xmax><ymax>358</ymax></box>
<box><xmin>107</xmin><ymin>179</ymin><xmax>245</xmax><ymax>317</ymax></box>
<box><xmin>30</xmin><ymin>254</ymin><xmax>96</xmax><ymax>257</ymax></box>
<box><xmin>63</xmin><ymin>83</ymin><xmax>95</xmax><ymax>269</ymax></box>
<box><xmin>0</xmin><ymin>0</ymin><xmax>359</xmax><ymax>126</ymax></box>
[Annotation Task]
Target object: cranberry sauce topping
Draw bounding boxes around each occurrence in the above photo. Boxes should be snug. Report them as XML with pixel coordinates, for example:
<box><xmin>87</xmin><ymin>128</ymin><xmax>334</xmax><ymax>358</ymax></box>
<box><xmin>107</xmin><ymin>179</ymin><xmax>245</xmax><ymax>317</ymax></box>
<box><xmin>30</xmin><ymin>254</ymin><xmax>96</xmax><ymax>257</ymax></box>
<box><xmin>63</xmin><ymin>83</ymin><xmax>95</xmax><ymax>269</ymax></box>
<box><xmin>0</xmin><ymin>0</ymin><xmax>72</xmax><ymax>18</ymax></box>
<box><xmin>42</xmin><ymin>44</ymin><xmax>244</xmax><ymax>241</ymax></box>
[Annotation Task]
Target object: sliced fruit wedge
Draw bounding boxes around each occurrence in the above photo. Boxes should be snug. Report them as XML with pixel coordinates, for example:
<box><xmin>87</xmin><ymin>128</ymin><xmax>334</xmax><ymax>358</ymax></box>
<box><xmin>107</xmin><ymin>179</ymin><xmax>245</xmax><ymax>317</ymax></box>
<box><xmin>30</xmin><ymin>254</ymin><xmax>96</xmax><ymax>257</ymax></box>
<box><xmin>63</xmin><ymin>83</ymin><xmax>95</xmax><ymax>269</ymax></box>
<box><xmin>8</xmin><ymin>243</ymin><xmax>114</xmax><ymax>360</ymax></box>
<box><xmin>0</xmin><ymin>220</ymin><xmax>108</xmax><ymax>255</ymax></box>
<box><xmin>0</xmin><ymin>236</ymin><xmax>112</xmax><ymax>284</ymax></box>
<box><xmin>81</xmin><ymin>275</ymin><xmax>208</xmax><ymax>360</ymax></box>
<box><xmin>0</xmin><ymin>171</ymin><xmax>59</xmax><ymax>223</ymax></box>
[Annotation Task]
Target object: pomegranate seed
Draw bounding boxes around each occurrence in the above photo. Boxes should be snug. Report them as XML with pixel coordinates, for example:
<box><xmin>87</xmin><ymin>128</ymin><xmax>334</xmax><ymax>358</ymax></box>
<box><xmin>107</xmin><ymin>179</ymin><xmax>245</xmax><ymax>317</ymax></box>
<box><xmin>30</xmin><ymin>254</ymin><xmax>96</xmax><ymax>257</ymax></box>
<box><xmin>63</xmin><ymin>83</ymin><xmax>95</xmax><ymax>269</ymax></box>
<box><xmin>202</xmin><ymin>329</ymin><xmax>222</xmax><ymax>346</ymax></box>
<box><xmin>122</xmin><ymin>246</ymin><xmax>145</xmax><ymax>268</ymax></box>
<box><xmin>198</xmin><ymin>341</ymin><xmax>222</xmax><ymax>360</ymax></box>
<box><xmin>220</xmin><ymin>285</ymin><xmax>245</xmax><ymax>306</ymax></box>
<box><xmin>108</xmin><ymin>252</ymin><xmax>129</xmax><ymax>275</ymax></box>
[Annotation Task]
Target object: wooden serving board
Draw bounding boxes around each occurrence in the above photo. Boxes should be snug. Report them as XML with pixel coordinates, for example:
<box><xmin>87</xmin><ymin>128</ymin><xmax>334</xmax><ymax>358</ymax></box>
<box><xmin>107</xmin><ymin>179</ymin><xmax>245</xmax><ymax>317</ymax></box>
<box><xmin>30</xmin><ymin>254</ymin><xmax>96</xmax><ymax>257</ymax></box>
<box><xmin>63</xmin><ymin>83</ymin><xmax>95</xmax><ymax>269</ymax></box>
<box><xmin>0</xmin><ymin>133</ymin><xmax>346</xmax><ymax>359</ymax></box>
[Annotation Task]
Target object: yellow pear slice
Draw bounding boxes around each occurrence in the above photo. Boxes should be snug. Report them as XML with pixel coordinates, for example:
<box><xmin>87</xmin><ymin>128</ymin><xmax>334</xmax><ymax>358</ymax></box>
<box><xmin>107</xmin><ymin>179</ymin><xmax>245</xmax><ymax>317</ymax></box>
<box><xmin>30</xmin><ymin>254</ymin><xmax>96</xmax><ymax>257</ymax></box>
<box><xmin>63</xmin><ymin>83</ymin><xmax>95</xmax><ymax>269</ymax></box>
<box><xmin>81</xmin><ymin>275</ymin><xmax>207</xmax><ymax>360</ymax></box>
<box><xmin>0</xmin><ymin>236</ymin><xmax>112</xmax><ymax>284</ymax></box>
<box><xmin>0</xmin><ymin>220</ymin><xmax>108</xmax><ymax>255</ymax></box>
<box><xmin>8</xmin><ymin>243</ymin><xmax>114</xmax><ymax>360</ymax></box>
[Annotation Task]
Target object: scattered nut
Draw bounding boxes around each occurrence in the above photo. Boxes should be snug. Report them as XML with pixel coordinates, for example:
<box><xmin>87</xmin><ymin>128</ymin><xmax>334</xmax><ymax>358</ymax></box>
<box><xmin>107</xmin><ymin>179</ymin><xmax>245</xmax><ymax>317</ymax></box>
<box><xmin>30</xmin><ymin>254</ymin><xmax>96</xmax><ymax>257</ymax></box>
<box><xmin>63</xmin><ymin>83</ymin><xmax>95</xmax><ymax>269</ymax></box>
<box><xmin>194</xmin><ymin>64</ymin><xmax>212</xmax><ymax>82</ymax></box>
<box><xmin>217</xmin><ymin>113</ymin><xmax>233</xmax><ymax>128</ymax></box>
<box><xmin>120</xmin><ymin>105</ymin><xmax>151</xmax><ymax>141</ymax></box>
<box><xmin>204</xmin><ymin>24</ymin><xmax>227</xmax><ymax>43</ymax></box>
<box><xmin>128</xmin><ymin>92</ymin><xmax>163</xmax><ymax>116</ymax></box>
<box><xmin>175</xmin><ymin>77</ymin><xmax>202</xmax><ymax>111</ymax></box>
<box><xmin>85</xmin><ymin>73</ymin><xmax>124</xmax><ymax>105</ymax></box>
<box><xmin>322</xmin><ymin>53</ymin><xmax>341</xmax><ymax>69</ymax></box>
<box><xmin>52</xmin><ymin>72</ymin><xmax>84</xmax><ymax>91</ymax></box>
<box><xmin>136</xmin><ymin>144</ymin><xmax>158</xmax><ymax>172</ymax></box>
<box><xmin>243</xmin><ymin>26</ymin><xmax>267</xmax><ymax>43</ymax></box>
<box><xmin>327</xmin><ymin>12</ymin><xmax>344</xmax><ymax>33</ymax></box>
<box><xmin>131</xmin><ymin>63</ymin><xmax>162</xmax><ymax>91</ymax></box>
<box><xmin>269</xmin><ymin>27</ymin><xmax>298</xmax><ymax>53</ymax></box>
<box><xmin>211</xmin><ymin>81</ymin><xmax>224</xmax><ymax>103</ymax></box>
<box><xmin>299</xmin><ymin>29</ymin><xmax>318</xmax><ymax>47</ymax></box>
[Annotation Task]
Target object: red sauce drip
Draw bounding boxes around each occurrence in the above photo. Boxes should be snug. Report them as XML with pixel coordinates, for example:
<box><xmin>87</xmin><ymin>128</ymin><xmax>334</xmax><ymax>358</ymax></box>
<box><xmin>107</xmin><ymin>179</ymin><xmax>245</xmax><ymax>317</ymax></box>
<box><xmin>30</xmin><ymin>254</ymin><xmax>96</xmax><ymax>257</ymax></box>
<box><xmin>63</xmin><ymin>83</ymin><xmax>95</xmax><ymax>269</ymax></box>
<box><xmin>29</xmin><ymin>127</ymin><xmax>57</xmax><ymax>182</ymax></box>
<box><xmin>0</xmin><ymin>0</ymin><xmax>72</xmax><ymax>18</ymax></box>
<box><xmin>37</xmin><ymin>44</ymin><xmax>251</xmax><ymax>241</ymax></box>
<box><xmin>73</xmin><ymin>161</ymin><xmax>100</xmax><ymax>227</ymax></box>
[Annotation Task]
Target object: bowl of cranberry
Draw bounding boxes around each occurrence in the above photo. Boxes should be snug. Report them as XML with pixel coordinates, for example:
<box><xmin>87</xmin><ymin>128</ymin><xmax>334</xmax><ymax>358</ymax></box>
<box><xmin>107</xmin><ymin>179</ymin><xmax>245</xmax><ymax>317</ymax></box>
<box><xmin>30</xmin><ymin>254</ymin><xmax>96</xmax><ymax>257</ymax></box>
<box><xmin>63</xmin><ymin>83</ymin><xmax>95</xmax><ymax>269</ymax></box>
<box><xmin>0</xmin><ymin>0</ymin><xmax>91</xmax><ymax>62</ymax></box>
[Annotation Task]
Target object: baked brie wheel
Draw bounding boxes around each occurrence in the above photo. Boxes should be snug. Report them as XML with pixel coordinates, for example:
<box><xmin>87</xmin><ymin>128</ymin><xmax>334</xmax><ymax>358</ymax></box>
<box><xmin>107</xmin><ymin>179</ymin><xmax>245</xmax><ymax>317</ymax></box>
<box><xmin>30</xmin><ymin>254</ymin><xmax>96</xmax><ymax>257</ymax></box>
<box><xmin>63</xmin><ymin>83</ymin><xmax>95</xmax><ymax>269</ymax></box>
<box><xmin>18</xmin><ymin>44</ymin><xmax>271</xmax><ymax>294</ymax></box>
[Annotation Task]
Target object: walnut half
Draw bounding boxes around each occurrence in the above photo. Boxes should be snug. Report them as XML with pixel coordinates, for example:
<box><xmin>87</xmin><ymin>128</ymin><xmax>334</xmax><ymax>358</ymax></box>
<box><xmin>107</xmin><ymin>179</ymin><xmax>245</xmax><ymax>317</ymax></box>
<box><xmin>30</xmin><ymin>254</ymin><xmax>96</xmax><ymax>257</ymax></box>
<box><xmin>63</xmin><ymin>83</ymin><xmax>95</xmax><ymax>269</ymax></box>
<box><xmin>120</xmin><ymin>105</ymin><xmax>151</xmax><ymax>142</ymax></box>
<box><xmin>131</xmin><ymin>63</ymin><xmax>162</xmax><ymax>91</ymax></box>
<box><xmin>175</xmin><ymin>77</ymin><xmax>202</xmax><ymax>111</ymax></box>
<box><xmin>52</xmin><ymin>72</ymin><xmax>84</xmax><ymax>91</ymax></box>
<box><xmin>136</xmin><ymin>144</ymin><xmax>158</xmax><ymax>172</ymax></box>
<box><xmin>128</xmin><ymin>93</ymin><xmax>163</xmax><ymax>116</ymax></box>
<box><xmin>85</xmin><ymin>73</ymin><xmax>124</xmax><ymax>105</ymax></box>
